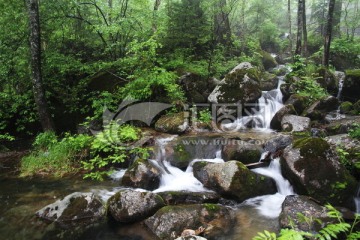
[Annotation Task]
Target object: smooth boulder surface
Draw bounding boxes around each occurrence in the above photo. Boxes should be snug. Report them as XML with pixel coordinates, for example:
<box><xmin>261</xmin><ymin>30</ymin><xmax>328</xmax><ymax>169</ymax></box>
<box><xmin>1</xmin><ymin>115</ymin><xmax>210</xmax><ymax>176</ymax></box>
<box><xmin>281</xmin><ymin>137</ymin><xmax>357</xmax><ymax>207</ymax></box>
<box><xmin>221</xmin><ymin>141</ymin><xmax>262</xmax><ymax>164</ymax></box>
<box><xmin>208</xmin><ymin>62</ymin><xmax>262</xmax><ymax>104</ymax></box>
<box><xmin>281</xmin><ymin>115</ymin><xmax>310</xmax><ymax>132</ymax></box>
<box><xmin>158</xmin><ymin>191</ymin><xmax>220</xmax><ymax>205</ymax></box>
<box><xmin>192</xmin><ymin>161</ymin><xmax>277</xmax><ymax>202</ymax></box>
<box><xmin>263</xmin><ymin>134</ymin><xmax>292</xmax><ymax>153</ymax></box>
<box><xmin>270</xmin><ymin>104</ymin><xmax>296</xmax><ymax>130</ymax></box>
<box><xmin>155</xmin><ymin>112</ymin><xmax>189</xmax><ymax>134</ymax></box>
<box><xmin>108</xmin><ymin>190</ymin><xmax>165</xmax><ymax>223</ymax></box>
<box><xmin>121</xmin><ymin>158</ymin><xmax>161</xmax><ymax>190</ymax></box>
<box><xmin>279</xmin><ymin>195</ymin><xmax>333</xmax><ymax>232</ymax></box>
<box><xmin>145</xmin><ymin>204</ymin><xmax>235</xmax><ymax>240</ymax></box>
<box><xmin>36</xmin><ymin>192</ymin><xmax>106</xmax><ymax>228</ymax></box>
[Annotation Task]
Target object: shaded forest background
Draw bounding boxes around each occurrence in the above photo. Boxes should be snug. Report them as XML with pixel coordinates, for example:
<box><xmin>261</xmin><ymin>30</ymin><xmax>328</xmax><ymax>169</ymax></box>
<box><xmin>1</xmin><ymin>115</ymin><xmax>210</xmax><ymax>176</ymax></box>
<box><xmin>0</xmin><ymin>0</ymin><xmax>359</xmax><ymax>136</ymax></box>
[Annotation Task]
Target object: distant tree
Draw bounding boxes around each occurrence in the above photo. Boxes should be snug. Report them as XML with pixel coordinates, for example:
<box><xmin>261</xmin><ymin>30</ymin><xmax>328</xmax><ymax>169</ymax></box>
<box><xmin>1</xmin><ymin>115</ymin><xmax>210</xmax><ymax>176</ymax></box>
<box><xmin>295</xmin><ymin>0</ymin><xmax>304</xmax><ymax>55</ymax></box>
<box><xmin>213</xmin><ymin>0</ymin><xmax>232</xmax><ymax>46</ymax></box>
<box><xmin>323</xmin><ymin>0</ymin><xmax>336</xmax><ymax>67</ymax></box>
<box><xmin>25</xmin><ymin>0</ymin><xmax>54</xmax><ymax>131</ymax></box>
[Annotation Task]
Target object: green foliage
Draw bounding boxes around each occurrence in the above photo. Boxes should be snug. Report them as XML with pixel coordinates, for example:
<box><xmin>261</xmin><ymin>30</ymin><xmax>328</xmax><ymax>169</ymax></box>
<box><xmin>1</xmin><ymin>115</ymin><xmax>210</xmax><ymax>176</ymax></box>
<box><xmin>292</xmin><ymin>77</ymin><xmax>328</xmax><ymax>104</ymax></box>
<box><xmin>81</xmin><ymin>123</ymin><xmax>148</xmax><ymax>181</ymax></box>
<box><xmin>198</xmin><ymin>109</ymin><xmax>212</xmax><ymax>124</ymax></box>
<box><xmin>21</xmin><ymin>133</ymin><xmax>93</xmax><ymax>177</ymax></box>
<box><xmin>349</xmin><ymin>124</ymin><xmax>360</xmax><ymax>140</ymax></box>
<box><xmin>0</xmin><ymin>133</ymin><xmax>15</xmax><ymax>141</ymax></box>
<box><xmin>337</xmin><ymin>147</ymin><xmax>353</xmax><ymax>171</ymax></box>
<box><xmin>252</xmin><ymin>204</ymin><xmax>360</xmax><ymax>240</ymax></box>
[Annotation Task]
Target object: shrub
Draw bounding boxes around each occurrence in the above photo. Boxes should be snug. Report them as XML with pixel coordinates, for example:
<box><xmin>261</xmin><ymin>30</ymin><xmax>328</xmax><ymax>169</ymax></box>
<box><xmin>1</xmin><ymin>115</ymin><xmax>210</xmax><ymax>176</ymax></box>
<box><xmin>292</xmin><ymin>77</ymin><xmax>328</xmax><ymax>104</ymax></box>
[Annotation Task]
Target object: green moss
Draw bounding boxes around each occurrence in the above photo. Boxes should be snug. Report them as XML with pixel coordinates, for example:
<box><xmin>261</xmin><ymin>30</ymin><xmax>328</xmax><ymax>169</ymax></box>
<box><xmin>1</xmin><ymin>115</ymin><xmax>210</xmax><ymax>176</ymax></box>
<box><xmin>345</xmin><ymin>69</ymin><xmax>360</xmax><ymax>78</ymax></box>
<box><xmin>203</xmin><ymin>203</ymin><xmax>220</xmax><ymax>212</ymax></box>
<box><xmin>174</xmin><ymin>144</ymin><xmax>190</xmax><ymax>162</ymax></box>
<box><xmin>293</xmin><ymin>137</ymin><xmax>330</xmax><ymax>158</ymax></box>
<box><xmin>340</xmin><ymin>101</ymin><xmax>353</xmax><ymax>114</ymax></box>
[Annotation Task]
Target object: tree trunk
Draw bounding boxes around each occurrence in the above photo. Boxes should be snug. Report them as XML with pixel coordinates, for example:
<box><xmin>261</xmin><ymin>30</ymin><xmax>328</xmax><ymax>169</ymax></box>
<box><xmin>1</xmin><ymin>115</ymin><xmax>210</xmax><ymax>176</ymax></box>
<box><xmin>153</xmin><ymin>0</ymin><xmax>161</xmax><ymax>32</ymax></box>
<box><xmin>302</xmin><ymin>0</ymin><xmax>308</xmax><ymax>56</ymax></box>
<box><xmin>214</xmin><ymin>0</ymin><xmax>232</xmax><ymax>46</ymax></box>
<box><xmin>288</xmin><ymin>0</ymin><xmax>292</xmax><ymax>53</ymax></box>
<box><xmin>25</xmin><ymin>0</ymin><xmax>54</xmax><ymax>132</ymax></box>
<box><xmin>323</xmin><ymin>0</ymin><xmax>336</xmax><ymax>67</ymax></box>
<box><xmin>333</xmin><ymin>0</ymin><xmax>342</xmax><ymax>37</ymax></box>
<box><xmin>295</xmin><ymin>0</ymin><xmax>303</xmax><ymax>55</ymax></box>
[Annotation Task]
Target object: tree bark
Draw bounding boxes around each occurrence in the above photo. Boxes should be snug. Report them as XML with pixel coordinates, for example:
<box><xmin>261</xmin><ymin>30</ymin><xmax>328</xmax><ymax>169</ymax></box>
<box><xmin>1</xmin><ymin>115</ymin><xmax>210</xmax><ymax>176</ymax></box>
<box><xmin>302</xmin><ymin>0</ymin><xmax>308</xmax><ymax>56</ymax></box>
<box><xmin>333</xmin><ymin>0</ymin><xmax>342</xmax><ymax>37</ymax></box>
<box><xmin>153</xmin><ymin>0</ymin><xmax>161</xmax><ymax>32</ymax></box>
<box><xmin>323</xmin><ymin>0</ymin><xmax>336</xmax><ymax>67</ymax></box>
<box><xmin>214</xmin><ymin>0</ymin><xmax>232</xmax><ymax>46</ymax></box>
<box><xmin>25</xmin><ymin>0</ymin><xmax>54</xmax><ymax>131</ymax></box>
<box><xmin>288</xmin><ymin>0</ymin><xmax>292</xmax><ymax>53</ymax></box>
<box><xmin>295</xmin><ymin>0</ymin><xmax>303</xmax><ymax>55</ymax></box>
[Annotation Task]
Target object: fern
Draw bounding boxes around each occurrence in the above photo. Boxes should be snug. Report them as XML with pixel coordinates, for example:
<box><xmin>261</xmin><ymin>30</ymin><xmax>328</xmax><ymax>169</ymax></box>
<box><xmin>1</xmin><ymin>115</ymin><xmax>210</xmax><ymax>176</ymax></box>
<box><xmin>252</xmin><ymin>230</ymin><xmax>277</xmax><ymax>240</ymax></box>
<box><xmin>315</xmin><ymin>223</ymin><xmax>351</xmax><ymax>240</ymax></box>
<box><xmin>277</xmin><ymin>229</ymin><xmax>307</xmax><ymax>240</ymax></box>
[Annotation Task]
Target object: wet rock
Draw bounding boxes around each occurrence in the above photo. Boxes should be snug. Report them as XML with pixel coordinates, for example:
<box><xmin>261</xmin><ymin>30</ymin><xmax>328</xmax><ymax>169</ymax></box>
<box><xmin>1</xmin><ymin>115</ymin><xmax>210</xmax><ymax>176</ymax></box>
<box><xmin>222</xmin><ymin>141</ymin><xmax>262</xmax><ymax>164</ymax></box>
<box><xmin>260</xmin><ymin>51</ymin><xmax>278</xmax><ymax>70</ymax></box>
<box><xmin>36</xmin><ymin>192</ymin><xmax>106</xmax><ymax>228</ymax></box>
<box><xmin>263</xmin><ymin>134</ymin><xmax>292</xmax><ymax>153</ymax></box>
<box><xmin>155</xmin><ymin>112</ymin><xmax>189</xmax><ymax>134</ymax></box>
<box><xmin>270</xmin><ymin>105</ymin><xmax>296</xmax><ymax>130</ymax></box>
<box><xmin>192</xmin><ymin>161</ymin><xmax>277</xmax><ymax>202</ymax></box>
<box><xmin>285</xmin><ymin>94</ymin><xmax>307</xmax><ymax>114</ymax></box>
<box><xmin>325</xmin><ymin>115</ymin><xmax>360</xmax><ymax>135</ymax></box>
<box><xmin>178</xmin><ymin>73</ymin><xmax>219</xmax><ymax>103</ymax></box>
<box><xmin>303</xmin><ymin>96</ymin><xmax>339</xmax><ymax>121</ymax></box>
<box><xmin>166</xmin><ymin>136</ymin><xmax>222</xmax><ymax>169</ymax></box>
<box><xmin>281</xmin><ymin>115</ymin><xmax>310</xmax><ymax>132</ymax></box>
<box><xmin>281</xmin><ymin>137</ymin><xmax>357</xmax><ymax>207</ymax></box>
<box><xmin>175</xmin><ymin>236</ymin><xmax>208</xmax><ymax>240</ymax></box>
<box><xmin>208</xmin><ymin>63</ymin><xmax>262</xmax><ymax>104</ymax></box>
<box><xmin>259</xmin><ymin>72</ymin><xmax>278</xmax><ymax>91</ymax></box>
<box><xmin>353</xmin><ymin>99</ymin><xmax>360</xmax><ymax>114</ymax></box>
<box><xmin>280</xmin><ymin>83</ymin><xmax>291</xmax><ymax>102</ymax></box>
<box><xmin>144</xmin><ymin>204</ymin><xmax>235</xmax><ymax>240</ymax></box>
<box><xmin>158</xmin><ymin>191</ymin><xmax>220</xmax><ymax>205</ymax></box>
<box><xmin>343</xmin><ymin>69</ymin><xmax>360</xmax><ymax>102</ymax></box>
<box><xmin>316</xmin><ymin>67</ymin><xmax>338</xmax><ymax>95</ymax></box>
<box><xmin>340</xmin><ymin>101</ymin><xmax>354</xmax><ymax>114</ymax></box>
<box><xmin>279</xmin><ymin>195</ymin><xmax>333</xmax><ymax>232</ymax></box>
<box><xmin>108</xmin><ymin>190</ymin><xmax>165</xmax><ymax>223</ymax></box>
<box><xmin>121</xmin><ymin>159</ymin><xmax>161</xmax><ymax>190</ymax></box>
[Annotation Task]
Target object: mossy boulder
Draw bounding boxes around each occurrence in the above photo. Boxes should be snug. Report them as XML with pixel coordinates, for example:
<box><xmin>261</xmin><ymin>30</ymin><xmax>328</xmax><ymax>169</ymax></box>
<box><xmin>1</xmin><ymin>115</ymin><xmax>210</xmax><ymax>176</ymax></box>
<box><xmin>270</xmin><ymin>104</ymin><xmax>296</xmax><ymax>130</ymax></box>
<box><xmin>177</xmin><ymin>73</ymin><xmax>219</xmax><ymax>103</ymax></box>
<box><xmin>260</xmin><ymin>72</ymin><xmax>278</xmax><ymax>91</ymax></box>
<box><xmin>221</xmin><ymin>141</ymin><xmax>263</xmax><ymax>164</ymax></box>
<box><xmin>158</xmin><ymin>191</ymin><xmax>220</xmax><ymax>205</ymax></box>
<box><xmin>155</xmin><ymin>112</ymin><xmax>189</xmax><ymax>134</ymax></box>
<box><xmin>36</xmin><ymin>192</ymin><xmax>106</xmax><ymax>228</ymax></box>
<box><xmin>260</xmin><ymin>51</ymin><xmax>278</xmax><ymax>70</ymax></box>
<box><xmin>144</xmin><ymin>204</ymin><xmax>236</xmax><ymax>239</ymax></box>
<box><xmin>279</xmin><ymin>195</ymin><xmax>334</xmax><ymax>232</ymax></box>
<box><xmin>316</xmin><ymin>67</ymin><xmax>338</xmax><ymax>95</ymax></box>
<box><xmin>343</xmin><ymin>69</ymin><xmax>360</xmax><ymax>102</ymax></box>
<box><xmin>121</xmin><ymin>158</ymin><xmax>161</xmax><ymax>190</ymax></box>
<box><xmin>340</xmin><ymin>101</ymin><xmax>354</xmax><ymax>114</ymax></box>
<box><xmin>285</xmin><ymin>94</ymin><xmax>307</xmax><ymax>114</ymax></box>
<box><xmin>192</xmin><ymin>161</ymin><xmax>277</xmax><ymax>202</ymax></box>
<box><xmin>353</xmin><ymin>99</ymin><xmax>360</xmax><ymax>114</ymax></box>
<box><xmin>281</xmin><ymin>137</ymin><xmax>357</xmax><ymax>207</ymax></box>
<box><xmin>280</xmin><ymin>83</ymin><xmax>292</xmax><ymax>102</ymax></box>
<box><xmin>303</xmin><ymin>96</ymin><xmax>339</xmax><ymax>121</ymax></box>
<box><xmin>325</xmin><ymin>116</ymin><xmax>360</xmax><ymax>135</ymax></box>
<box><xmin>108</xmin><ymin>190</ymin><xmax>165</xmax><ymax>223</ymax></box>
<box><xmin>208</xmin><ymin>63</ymin><xmax>262</xmax><ymax>104</ymax></box>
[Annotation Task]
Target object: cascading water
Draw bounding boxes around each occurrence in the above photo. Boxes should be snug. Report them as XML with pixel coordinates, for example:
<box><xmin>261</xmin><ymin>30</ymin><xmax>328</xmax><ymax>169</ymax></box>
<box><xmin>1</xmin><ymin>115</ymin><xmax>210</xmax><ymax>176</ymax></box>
<box><xmin>223</xmin><ymin>72</ymin><xmax>285</xmax><ymax>131</ymax></box>
<box><xmin>336</xmin><ymin>71</ymin><xmax>345</xmax><ymax>100</ymax></box>
<box><xmin>243</xmin><ymin>158</ymin><xmax>295</xmax><ymax>218</ymax></box>
<box><xmin>326</xmin><ymin>71</ymin><xmax>346</xmax><ymax>121</ymax></box>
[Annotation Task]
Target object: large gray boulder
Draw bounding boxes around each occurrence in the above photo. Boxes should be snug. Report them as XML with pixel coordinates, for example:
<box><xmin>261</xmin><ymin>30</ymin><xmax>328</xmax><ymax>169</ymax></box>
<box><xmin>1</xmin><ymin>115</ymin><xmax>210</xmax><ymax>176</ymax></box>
<box><xmin>303</xmin><ymin>96</ymin><xmax>339</xmax><ymax>121</ymax></box>
<box><xmin>285</xmin><ymin>94</ymin><xmax>307</xmax><ymax>114</ymax></box>
<box><xmin>121</xmin><ymin>158</ymin><xmax>161</xmax><ymax>190</ymax></box>
<box><xmin>279</xmin><ymin>195</ymin><xmax>333</xmax><ymax>232</ymax></box>
<box><xmin>281</xmin><ymin>137</ymin><xmax>357</xmax><ymax>207</ymax></box>
<box><xmin>270</xmin><ymin>104</ymin><xmax>296</xmax><ymax>130</ymax></box>
<box><xmin>281</xmin><ymin>115</ymin><xmax>310</xmax><ymax>132</ymax></box>
<box><xmin>221</xmin><ymin>141</ymin><xmax>263</xmax><ymax>164</ymax></box>
<box><xmin>108</xmin><ymin>190</ymin><xmax>165</xmax><ymax>223</ymax></box>
<box><xmin>263</xmin><ymin>134</ymin><xmax>293</xmax><ymax>153</ymax></box>
<box><xmin>36</xmin><ymin>192</ymin><xmax>106</xmax><ymax>228</ymax></box>
<box><xmin>145</xmin><ymin>204</ymin><xmax>235</xmax><ymax>239</ymax></box>
<box><xmin>155</xmin><ymin>112</ymin><xmax>189</xmax><ymax>134</ymax></box>
<box><xmin>208</xmin><ymin>62</ymin><xmax>262</xmax><ymax>104</ymax></box>
<box><xmin>192</xmin><ymin>161</ymin><xmax>277</xmax><ymax>202</ymax></box>
<box><xmin>158</xmin><ymin>191</ymin><xmax>220</xmax><ymax>205</ymax></box>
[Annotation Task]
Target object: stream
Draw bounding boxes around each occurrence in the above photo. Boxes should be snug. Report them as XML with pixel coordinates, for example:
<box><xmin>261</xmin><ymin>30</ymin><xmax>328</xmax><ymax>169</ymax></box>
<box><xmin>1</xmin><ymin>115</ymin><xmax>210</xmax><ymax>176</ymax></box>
<box><xmin>0</xmin><ymin>67</ymin><xmax>297</xmax><ymax>240</ymax></box>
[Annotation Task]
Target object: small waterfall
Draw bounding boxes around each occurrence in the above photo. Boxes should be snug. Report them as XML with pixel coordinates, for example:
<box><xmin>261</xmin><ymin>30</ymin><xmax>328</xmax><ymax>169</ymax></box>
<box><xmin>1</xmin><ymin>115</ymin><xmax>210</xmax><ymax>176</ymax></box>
<box><xmin>244</xmin><ymin>158</ymin><xmax>295</xmax><ymax>218</ymax></box>
<box><xmin>335</xmin><ymin>71</ymin><xmax>345</xmax><ymax>100</ymax></box>
<box><xmin>355</xmin><ymin>184</ymin><xmax>360</xmax><ymax>213</ymax></box>
<box><xmin>223</xmin><ymin>76</ymin><xmax>285</xmax><ymax>130</ymax></box>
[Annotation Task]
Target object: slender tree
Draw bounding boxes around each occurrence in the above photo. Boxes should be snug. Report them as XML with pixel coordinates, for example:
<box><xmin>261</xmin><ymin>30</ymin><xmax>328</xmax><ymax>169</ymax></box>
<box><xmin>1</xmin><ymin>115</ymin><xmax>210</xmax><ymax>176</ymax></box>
<box><xmin>288</xmin><ymin>0</ymin><xmax>292</xmax><ymax>53</ymax></box>
<box><xmin>295</xmin><ymin>0</ymin><xmax>304</xmax><ymax>55</ymax></box>
<box><xmin>25</xmin><ymin>0</ymin><xmax>54</xmax><ymax>131</ymax></box>
<box><xmin>153</xmin><ymin>0</ymin><xmax>161</xmax><ymax>32</ymax></box>
<box><xmin>302</xmin><ymin>0</ymin><xmax>308</xmax><ymax>55</ymax></box>
<box><xmin>323</xmin><ymin>0</ymin><xmax>336</xmax><ymax>67</ymax></box>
